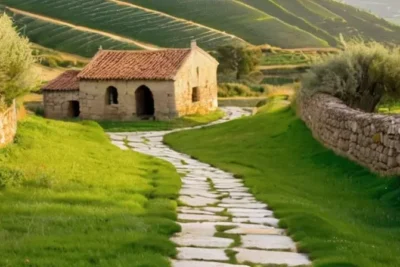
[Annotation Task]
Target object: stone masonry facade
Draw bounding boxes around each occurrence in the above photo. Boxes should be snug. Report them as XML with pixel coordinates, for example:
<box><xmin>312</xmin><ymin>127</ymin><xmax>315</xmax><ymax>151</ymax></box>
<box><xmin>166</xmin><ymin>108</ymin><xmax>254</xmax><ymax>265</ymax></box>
<box><xmin>43</xmin><ymin>91</ymin><xmax>79</xmax><ymax>119</ymax></box>
<box><xmin>0</xmin><ymin>101</ymin><xmax>17</xmax><ymax>148</ymax></box>
<box><xmin>300</xmin><ymin>93</ymin><xmax>400</xmax><ymax>176</ymax></box>
<box><xmin>43</xmin><ymin>42</ymin><xmax>218</xmax><ymax>121</ymax></box>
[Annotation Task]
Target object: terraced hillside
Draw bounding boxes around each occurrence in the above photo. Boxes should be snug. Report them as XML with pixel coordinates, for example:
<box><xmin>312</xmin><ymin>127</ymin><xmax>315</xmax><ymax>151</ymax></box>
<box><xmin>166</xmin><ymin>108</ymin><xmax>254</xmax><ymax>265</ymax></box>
<box><xmin>2</xmin><ymin>0</ymin><xmax>400</xmax><ymax>58</ymax></box>
<box><xmin>342</xmin><ymin>0</ymin><xmax>400</xmax><ymax>21</ymax></box>
<box><xmin>3</xmin><ymin>7</ymin><xmax>144</xmax><ymax>58</ymax></box>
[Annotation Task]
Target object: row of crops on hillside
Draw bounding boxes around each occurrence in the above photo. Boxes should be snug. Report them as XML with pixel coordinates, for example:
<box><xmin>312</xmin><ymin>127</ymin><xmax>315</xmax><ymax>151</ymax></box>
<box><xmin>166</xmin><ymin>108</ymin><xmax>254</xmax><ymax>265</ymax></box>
<box><xmin>4</xmin><ymin>10</ymin><xmax>142</xmax><ymax>58</ymax></box>
<box><xmin>120</xmin><ymin>0</ymin><xmax>329</xmax><ymax>48</ymax></box>
<box><xmin>315</xmin><ymin>0</ymin><xmax>400</xmax><ymax>38</ymax></box>
<box><xmin>2</xmin><ymin>0</ymin><xmax>244</xmax><ymax>50</ymax></box>
<box><xmin>241</xmin><ymin>0</ymin><xmax>337</xmax><ymax>46</ymax></box>
<box><xmin>277</xmin><ymin>0</ymin><xmax>400</xmax><ymax>44</ymax></box>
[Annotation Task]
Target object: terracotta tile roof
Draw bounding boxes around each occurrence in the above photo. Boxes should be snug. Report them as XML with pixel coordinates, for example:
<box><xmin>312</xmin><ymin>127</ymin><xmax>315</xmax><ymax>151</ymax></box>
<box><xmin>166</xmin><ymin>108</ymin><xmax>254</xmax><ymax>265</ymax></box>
<box><xmin>42</xmin><ymin>70</ymin><xmax>80</xmax><ymax>91</ymax></box>
<box><xmin>78</xmin><ymin>49</ymin><xmax>192</xmax><ymax>81</ymax></box>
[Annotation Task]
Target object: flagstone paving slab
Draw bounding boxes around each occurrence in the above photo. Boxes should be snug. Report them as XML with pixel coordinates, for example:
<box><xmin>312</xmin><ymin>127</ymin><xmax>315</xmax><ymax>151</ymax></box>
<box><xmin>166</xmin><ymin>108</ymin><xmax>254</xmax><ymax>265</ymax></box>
<box><xmin>241</xmin><ymin>235</ymin><xmax>296</xmax><ymax>250</ymax></box>
<box><xmin>171</xmin><ymin>260</ymin><xmax>250</xmax><ymax>267</ymax></box>
<box><xmin>172</xmin><ymin>234</ymin><xmax>233</xmax><ymax>248</ymax></box>
<box><xmin>234</xmin><ymin>248</ymin><xmax>311</xmax><ymax>266</ymax></box>
<box><xmin>111</xmin><ymin>107</ymin><xmax>311</xmax><ymax>267</ymax></box>
<box><xmin>225</xmin><ymin>227</ymin><xmax>285</xmax><ymax>235</ymax></box>
<box><xmin>232</xmin><ymin>217</ymin><xmax>279</xmax><ymax>227</ymax></box>
<box><xmin>219</xmin><ymin>203</ymin><xmax>268</xmax><ymax>209</ymax></box>
<box><xmin>179</xmin><ymin>214</ymin><xmax>229</xmax><ymax>222</ymax></box>
<box><xmin>177</xmin><ymin>247</ymin><xmax>229</xmax><ymax>261</ymax></box>
<box><xmin>179</xmin><ymin>196</ymin><xmax>219</xmax><ymax>207</ymax></box>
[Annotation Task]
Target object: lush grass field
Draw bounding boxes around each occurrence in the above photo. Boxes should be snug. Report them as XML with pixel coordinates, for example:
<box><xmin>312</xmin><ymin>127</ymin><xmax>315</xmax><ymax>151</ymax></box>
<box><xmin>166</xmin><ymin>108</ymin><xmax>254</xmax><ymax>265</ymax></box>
<box><xmin>261</xmin><ymin>52</ymin><xmax>310</xmax><ymax>65</ymax></box>
<box><xmin>99</xmin><ymin>109</ymin><xmax>225</xmax><ymax>132</ymax></box>
<box><xmin>7</xmin><ymin>10</ymin><xmax>143</xmax><ymax>58</ymax></box>
<box><xmin>2</xmin><ymin>0</ymin><xmax>244</xmax><ymax>50</ymax></box>
<box><xmin>261</xmin><ymin>76</ymin><xmax>296</xmax><ymax>85</ymax></box>
<box><xmin>0</xmin><ymin>116</ymin><xmax>181</xmax><ymax>266</ymax></box>
<box><xmin>165</xmin><ymin>102</ymin><xmax>400</xmax><ymax>266</ymax></box>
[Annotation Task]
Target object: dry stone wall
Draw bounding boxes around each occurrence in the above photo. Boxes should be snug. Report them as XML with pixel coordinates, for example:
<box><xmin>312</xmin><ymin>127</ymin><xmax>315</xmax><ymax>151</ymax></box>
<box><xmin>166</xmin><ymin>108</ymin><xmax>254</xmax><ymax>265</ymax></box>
<box><xmin>0</xmin><ymin>101</ymin><xmax>17</xmax><ymax>148</ymax></box>
<box><xmin>300</xmin><ymin>93</ymin><xmax>400</xmax><ymax>176</ymax></box>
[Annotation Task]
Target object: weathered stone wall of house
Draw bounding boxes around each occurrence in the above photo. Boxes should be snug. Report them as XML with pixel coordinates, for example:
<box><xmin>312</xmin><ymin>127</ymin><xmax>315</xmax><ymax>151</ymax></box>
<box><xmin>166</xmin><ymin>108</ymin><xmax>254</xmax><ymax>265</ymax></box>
<box><xmin>43</xmin><ymin>91</ymin><xmax>80</xmax><ymax>119</ymax></box>
<box><xmin>0</xmin><ymin>100</ymin><xmax>17</xmax><ymax>148</ymax></box>
<box><xmin>174</xmin><ymin>47</ymin><xmax>218</xmax><ymax>116</ymax></box>
<box><xmin>300</xmin><ymin>93</ymin><xmax>400</xmax><ymax>176</ymax></box>
<box><xmin>79</xmin><ymin>80</ymin><xmax>176</xmax><ymax>120</ymax></box>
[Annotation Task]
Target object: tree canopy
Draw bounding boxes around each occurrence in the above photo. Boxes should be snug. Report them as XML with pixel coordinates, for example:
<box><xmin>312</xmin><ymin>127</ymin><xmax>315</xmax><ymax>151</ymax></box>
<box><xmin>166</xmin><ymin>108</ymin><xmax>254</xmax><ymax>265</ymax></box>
<box><xmin>0</xmin><ymin>13</ymin><xmax>37</xmax><ymax>108</ymax></box>
<box><xmin>216</xmin><ymin>46</ymin><xmax>261</xmax><ymax>80</ymax></box>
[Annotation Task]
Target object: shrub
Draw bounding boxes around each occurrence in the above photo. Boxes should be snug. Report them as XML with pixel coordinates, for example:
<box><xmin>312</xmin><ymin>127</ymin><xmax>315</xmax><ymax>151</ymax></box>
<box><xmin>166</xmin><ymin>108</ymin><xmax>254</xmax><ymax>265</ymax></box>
<box><xmin>218</xmin><ymin>83</ymin><xmax>259</xmax><ymax>97</ymax></box>
<box><xmin>301</xmin><ymin>41</ymin><xmax>400</xmax><ymax>112</ymax></box>
<box><xmin>0</xmin><ymin>14</ymin><xmax>38</xmax><ymax>108</ymax></box>
<box><xmin>216</xmin><ymin>46</ymin><xmax>262</xmax><ymax>80</ymax></box>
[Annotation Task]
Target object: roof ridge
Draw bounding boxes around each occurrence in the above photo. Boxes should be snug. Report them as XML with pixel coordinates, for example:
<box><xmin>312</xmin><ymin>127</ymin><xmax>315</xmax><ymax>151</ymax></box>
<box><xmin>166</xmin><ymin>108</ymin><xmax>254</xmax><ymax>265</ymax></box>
<box><xmin>78</xmin><ymin>48</ymin><xmax>193</xmax><ymax>81</ymax></box>
<box><xmin>99</xmin><ymin>48</ymin><xmax>191</xmax><ymax>53</ymax></box>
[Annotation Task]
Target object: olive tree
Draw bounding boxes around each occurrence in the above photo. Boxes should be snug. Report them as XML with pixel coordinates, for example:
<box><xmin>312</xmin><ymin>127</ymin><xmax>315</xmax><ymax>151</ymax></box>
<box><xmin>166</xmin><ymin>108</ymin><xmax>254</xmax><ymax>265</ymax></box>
<box><xmin>0</xmin><ymin>13</ymin><xmax>37</xmax><ymax>108</ymax></box>
<box><xmin>301</xmin><ymin>41</ymin><xmax>400</xmax><ymax>112</ymax></box>
<box><xmin>216</xmin><ymin>46</ymin><xmax>262</xmax><ymax>80</ymax></box>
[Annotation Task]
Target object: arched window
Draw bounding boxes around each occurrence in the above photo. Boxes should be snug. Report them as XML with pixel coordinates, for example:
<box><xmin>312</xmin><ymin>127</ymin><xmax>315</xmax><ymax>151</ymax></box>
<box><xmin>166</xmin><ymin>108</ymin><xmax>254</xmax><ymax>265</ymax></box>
<box><xmin>106</xmin><ymin>86</ymin><xmax>119</xmax><ymax>105</ymax></box>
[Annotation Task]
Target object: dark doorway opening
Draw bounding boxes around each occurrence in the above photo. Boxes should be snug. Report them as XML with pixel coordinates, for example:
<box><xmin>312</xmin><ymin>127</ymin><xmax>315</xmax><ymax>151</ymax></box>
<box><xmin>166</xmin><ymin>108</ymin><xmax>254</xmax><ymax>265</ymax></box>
<box><xmin>67</xmin><ymin>101</ymin><xmax>80</xmax><ymax>118</ymax></box>
<box><xmin>135</xmin><ymin>85</ymin><xmax>155</xmax><ymax>118</ymax></box>
<box><xmin>192</xmin><ymin>87</ymin><xmax>200</xmax><ymax>102</ymax></box>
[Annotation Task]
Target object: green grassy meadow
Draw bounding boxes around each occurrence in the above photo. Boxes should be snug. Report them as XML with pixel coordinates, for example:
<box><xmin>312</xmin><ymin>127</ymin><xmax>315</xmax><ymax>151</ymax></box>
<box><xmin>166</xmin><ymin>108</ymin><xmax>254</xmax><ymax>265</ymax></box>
<box><xmin>165</xmin><ymin>101</ymin><xmax>400</xmax><ymax>267</ymax></box>
<box><xmin>99</xmin><ymin>109</ymin><xmax>225</xmax><ymax>132</ymax></box>
<box><xmin>0</xmin><ymin>116</ymin><xmax>181</xmax><ymax>266</ymax></box>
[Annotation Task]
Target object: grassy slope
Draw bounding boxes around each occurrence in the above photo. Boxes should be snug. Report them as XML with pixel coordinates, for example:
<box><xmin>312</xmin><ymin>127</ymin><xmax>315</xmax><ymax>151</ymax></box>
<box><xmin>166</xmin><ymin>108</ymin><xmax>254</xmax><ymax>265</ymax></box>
<box><xmin>165</xmin><ymin>104</ymin><xmax>400</xmax><ymax>267</ymax></box>
<box><xmin>0</xmin><ymin>116</ymin><xmax>181</xmax><ymax>266</ymax></box>
<box><xmin>100</xmin><ymin>109</ymin><xmax>225</xmax><ymax>132</ymax></box>
<box><xmin>277</xmin><ymin>0</ymin><xmax>400</xmax><ymax>44</ymax></box>
<box><xmin>6</xmin><ymin>9</ymin><xmax>143</xmax><ymax>58</ymax></box>
<box><xmin>315</xmin><ymin>0</ymin><xmax>400</xmax><ymax>43</ymax></box>
<box><xmin>388</xmin><ymin>18</ymin><xmax>400</xmax><ymax>25</ymax></box>
<box><xmin>3</xmin><ymin>0</ymin><xmax>400</xmax><ymax>52</ymax></box>
<box><xmin>241</xmin><ymin>0</ymin><xmax>337</xmax><ymax>46</ymax></box>
<box><xmin>121</xmin><ymin>0</ymin><xmax>328</xmax><ymax>48</ymax></box>
<box><xmin>2</xmin><ymin>0</ymin><xmax>244</xmax><ymax>50</ymax></box>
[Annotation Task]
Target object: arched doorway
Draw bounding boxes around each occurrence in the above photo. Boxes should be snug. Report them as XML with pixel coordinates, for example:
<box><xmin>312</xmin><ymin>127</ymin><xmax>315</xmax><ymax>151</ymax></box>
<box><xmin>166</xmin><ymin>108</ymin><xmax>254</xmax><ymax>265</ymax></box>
<box><xmin>135</xmin><ymin>85</ymin><xmax>155</xmax><ymax>118</ymax></box>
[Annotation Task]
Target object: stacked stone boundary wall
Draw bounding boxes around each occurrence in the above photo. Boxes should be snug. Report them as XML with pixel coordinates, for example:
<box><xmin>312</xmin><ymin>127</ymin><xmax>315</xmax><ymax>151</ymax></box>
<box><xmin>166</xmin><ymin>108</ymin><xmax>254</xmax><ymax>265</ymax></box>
<box><xmin>0</xmin><ymin>100</ymin><xmax>17</xmax><ymax>148</ymax></box>
<box><xmin>300</xmin><ymin>93</ymin><xmax>400</xmax><ymax>176</ymax></box>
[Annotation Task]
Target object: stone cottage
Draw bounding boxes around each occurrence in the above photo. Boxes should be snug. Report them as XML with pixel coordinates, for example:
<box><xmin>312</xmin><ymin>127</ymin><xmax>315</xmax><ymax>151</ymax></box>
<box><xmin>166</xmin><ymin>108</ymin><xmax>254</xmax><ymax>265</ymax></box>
<box><xmin>42</xmin><ymin>41</ymin><xmax>219</xmax><ymax>120</ymax></box>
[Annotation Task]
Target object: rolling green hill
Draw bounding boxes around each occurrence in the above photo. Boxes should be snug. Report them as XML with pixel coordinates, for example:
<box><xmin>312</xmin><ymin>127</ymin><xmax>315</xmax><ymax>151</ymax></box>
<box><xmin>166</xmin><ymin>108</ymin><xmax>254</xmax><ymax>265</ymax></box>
<box><xmin>4</xmin><ymin>8</ymin><xmax>143</xmax><ymax>58</ymax></box>
<box><xmin>2</xmin><ymin>0</ymin><xmax>400</xmax><ymax>58</ymax></box>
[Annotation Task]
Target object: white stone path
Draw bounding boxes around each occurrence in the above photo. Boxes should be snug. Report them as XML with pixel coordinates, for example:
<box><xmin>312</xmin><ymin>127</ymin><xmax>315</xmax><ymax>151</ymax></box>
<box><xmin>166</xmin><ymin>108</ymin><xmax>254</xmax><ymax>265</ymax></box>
<box><xmin>109</xmin><ymin>107</ymin><xmax>311</xmax><ymax>267</ymax></box>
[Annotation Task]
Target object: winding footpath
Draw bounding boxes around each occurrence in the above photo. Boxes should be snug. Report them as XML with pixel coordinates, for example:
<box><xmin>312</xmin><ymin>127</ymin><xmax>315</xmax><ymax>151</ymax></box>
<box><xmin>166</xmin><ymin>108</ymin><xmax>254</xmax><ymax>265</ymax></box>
<box><xmin>109</xmin><ymin>107</ymin><xmax>311</xmax><ymax>267</ymax></box>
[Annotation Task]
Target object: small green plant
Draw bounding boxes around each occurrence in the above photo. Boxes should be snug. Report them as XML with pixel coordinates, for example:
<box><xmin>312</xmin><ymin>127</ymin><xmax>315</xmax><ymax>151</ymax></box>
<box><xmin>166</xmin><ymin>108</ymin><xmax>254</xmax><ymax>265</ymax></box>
<box><xmin>0</xmin><ymin>167</ymin><xmax>24</xmax><ymax>189</ymax></box>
